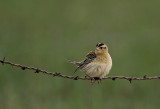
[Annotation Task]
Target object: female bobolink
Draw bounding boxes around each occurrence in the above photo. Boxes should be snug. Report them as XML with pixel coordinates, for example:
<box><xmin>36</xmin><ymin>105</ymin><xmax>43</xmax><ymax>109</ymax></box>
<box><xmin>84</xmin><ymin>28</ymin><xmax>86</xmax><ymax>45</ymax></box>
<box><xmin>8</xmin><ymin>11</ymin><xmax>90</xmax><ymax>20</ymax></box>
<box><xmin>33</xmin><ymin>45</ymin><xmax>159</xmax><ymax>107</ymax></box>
<box><xmin>69</xmin><ymin>43</ymin><xmax>112</xmax><ymax>82</ymax></box>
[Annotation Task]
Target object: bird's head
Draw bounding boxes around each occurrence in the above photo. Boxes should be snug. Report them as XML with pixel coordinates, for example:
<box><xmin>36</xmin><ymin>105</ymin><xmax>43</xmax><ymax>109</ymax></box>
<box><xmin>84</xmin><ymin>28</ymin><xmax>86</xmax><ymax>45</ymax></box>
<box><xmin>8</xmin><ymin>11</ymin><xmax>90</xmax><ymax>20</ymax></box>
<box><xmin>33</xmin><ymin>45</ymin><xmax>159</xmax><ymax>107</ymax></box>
<box><xmin>95</xmin><ymin>43</ymin><xmax>108</xmax><ymax>55</ymax></box>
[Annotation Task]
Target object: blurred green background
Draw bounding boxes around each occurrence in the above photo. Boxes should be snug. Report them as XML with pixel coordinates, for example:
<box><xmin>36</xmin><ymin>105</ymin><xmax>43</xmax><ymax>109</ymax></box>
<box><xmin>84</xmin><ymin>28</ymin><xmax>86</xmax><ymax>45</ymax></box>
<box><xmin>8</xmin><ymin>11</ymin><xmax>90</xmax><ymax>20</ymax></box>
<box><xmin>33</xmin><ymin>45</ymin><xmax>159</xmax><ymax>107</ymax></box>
<box><xmin>0</xmin><ymin>0</ymin><xmax>160</xmax><ymax>109</ymax></box>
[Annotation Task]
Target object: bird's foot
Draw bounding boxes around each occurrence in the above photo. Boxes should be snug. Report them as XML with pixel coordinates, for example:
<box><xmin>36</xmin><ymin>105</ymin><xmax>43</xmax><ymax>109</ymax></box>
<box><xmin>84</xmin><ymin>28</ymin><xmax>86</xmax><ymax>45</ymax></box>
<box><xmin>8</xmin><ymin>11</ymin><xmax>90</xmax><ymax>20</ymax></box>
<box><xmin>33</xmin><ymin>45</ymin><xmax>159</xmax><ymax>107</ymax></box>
<box><xmin>97</xmin><ymin>78</ymin><xmax>102</xmax><ymax>84</ymax></box>
<box><xmin>93</xmin><ymin>77</ymin><xmax>102</xmax><ymax>84</ymax></box>
<box><xmin>85</xmin><ymin>74</ymin><xmax>96</xmax><ymax>84</ymax></box>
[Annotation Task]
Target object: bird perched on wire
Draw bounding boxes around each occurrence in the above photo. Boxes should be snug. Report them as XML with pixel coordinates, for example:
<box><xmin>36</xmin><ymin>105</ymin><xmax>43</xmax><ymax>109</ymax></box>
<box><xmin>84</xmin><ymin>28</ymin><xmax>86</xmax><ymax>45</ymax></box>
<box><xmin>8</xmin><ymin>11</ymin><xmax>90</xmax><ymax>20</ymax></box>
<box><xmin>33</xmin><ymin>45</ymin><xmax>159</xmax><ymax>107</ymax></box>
<box><xmin>68</xmin><ymin>43</ymin><xmax>112</xmax><ymax>83</ymax></box>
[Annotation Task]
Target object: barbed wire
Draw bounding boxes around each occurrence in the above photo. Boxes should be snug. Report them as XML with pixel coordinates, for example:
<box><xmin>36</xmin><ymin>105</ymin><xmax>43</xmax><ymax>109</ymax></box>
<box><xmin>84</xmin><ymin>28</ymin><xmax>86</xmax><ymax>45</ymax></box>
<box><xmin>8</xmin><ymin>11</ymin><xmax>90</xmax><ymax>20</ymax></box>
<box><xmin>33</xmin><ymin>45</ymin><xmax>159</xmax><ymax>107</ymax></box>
<box><xmin>0</xmin><ymin>57</ymin><xmax>160</xmax><ymax>83</ymax></box>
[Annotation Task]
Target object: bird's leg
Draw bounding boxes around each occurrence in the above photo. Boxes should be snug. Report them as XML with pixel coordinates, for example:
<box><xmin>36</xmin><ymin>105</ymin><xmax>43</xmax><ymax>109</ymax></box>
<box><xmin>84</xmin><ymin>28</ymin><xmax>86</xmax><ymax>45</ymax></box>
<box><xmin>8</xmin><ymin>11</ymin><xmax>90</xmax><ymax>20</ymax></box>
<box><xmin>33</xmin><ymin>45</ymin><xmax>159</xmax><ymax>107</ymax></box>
<box><xmin>97</xmin><ymin>78</ymin><xmax>102</xmax><ymax>84</ymax></box>
<box><xmin>93</xmin><ymin>77</ymin><xmax>102</xmax><ymax>84</ymax></box>
<box><xmin>90</xmin><ymin>79</ymin><xmax>95</xmax><ymax>84</ymax></box>
<box><xmin>85</xmin><ymin>74</ymin><xmax>95</xmax><ymax>84</ymax></box>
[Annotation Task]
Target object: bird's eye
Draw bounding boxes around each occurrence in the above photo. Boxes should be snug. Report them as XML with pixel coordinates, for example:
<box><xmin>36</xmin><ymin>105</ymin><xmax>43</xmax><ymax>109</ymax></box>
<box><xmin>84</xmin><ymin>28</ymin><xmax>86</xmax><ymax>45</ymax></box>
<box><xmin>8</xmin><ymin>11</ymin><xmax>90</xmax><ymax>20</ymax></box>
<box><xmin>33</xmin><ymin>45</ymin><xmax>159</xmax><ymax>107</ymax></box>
<box><xmin>100</xmin><ymin>47</ymin><xmax>103</xmax><ymax>49</ymax></box>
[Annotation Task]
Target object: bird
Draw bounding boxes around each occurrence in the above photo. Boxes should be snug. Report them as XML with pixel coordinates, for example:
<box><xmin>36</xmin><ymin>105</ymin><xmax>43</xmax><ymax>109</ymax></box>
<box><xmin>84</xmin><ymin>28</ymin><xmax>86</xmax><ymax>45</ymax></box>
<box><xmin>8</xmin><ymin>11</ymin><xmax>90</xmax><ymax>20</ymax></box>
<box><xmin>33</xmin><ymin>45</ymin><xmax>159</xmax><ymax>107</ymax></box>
<box><xmin>68</xmin><ymin>43</ymin><xmax>112</xmax><ymax>83</ymax></box>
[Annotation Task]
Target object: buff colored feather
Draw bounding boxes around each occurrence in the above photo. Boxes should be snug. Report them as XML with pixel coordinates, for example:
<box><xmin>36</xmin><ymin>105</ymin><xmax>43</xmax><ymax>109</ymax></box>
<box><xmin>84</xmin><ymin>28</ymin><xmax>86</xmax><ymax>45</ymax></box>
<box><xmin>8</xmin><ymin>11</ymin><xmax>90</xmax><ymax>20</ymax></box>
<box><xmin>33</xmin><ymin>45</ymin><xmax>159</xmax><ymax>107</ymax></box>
<box><xmin>68</xmin><ymin>43</ymin><xmax>112</xmax><ymax>79</ymax></box>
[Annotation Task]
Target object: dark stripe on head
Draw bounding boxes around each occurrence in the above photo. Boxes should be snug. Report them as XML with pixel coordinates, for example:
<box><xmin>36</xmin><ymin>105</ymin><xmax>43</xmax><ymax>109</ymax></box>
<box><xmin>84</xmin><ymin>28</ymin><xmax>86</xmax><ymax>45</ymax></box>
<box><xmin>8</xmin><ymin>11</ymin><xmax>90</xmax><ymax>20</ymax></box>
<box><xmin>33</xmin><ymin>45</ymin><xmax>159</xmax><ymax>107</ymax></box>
<box><xmin>96</xmin><ymin>43</ymin><xmax>104</xmax><ymax>47</ymax></box>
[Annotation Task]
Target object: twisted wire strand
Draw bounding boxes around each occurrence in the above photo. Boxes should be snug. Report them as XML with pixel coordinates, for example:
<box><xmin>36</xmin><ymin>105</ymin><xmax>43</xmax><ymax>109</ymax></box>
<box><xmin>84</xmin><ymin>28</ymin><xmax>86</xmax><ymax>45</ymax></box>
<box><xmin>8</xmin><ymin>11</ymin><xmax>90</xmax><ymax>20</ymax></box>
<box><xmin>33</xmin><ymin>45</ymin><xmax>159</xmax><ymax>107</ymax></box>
<box><xmin>0</xmin><ymin>57</ymin><xmax>160</xmax><ymax>83</ymax></box>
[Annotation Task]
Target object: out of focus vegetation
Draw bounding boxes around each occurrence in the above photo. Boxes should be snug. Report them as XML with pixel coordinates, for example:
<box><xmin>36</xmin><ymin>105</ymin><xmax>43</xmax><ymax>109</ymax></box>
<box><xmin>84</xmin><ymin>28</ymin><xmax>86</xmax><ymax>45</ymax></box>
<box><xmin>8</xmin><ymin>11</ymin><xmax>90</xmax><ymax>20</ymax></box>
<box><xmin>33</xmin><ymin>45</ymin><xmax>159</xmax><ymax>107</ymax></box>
<box><xmin>0</xmin><ymin>0</ymin><xmax>160</xmax><ymax>109</ymax></box>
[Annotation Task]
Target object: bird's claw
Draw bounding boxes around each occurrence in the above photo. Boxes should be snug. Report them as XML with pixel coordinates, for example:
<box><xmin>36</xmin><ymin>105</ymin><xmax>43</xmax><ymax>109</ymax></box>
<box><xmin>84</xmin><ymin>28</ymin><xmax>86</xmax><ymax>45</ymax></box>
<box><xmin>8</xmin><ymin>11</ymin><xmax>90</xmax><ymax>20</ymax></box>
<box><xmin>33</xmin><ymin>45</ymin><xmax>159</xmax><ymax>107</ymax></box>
<box><xmin>90</xmin><ymin>77</ymin><xmax>96</xmax><ymax>84</ymax></box>
<box><xmin>85</xmin><ymin>74</ymin><xmax>96</xmax><ymax>84</ymax></box>
<box><xmin>97</xmin><ymin>78</ymin><xmax>102</xmax><ymax>84</ymax></box>
<box><xmin>85</xmin><ymin>74</ymin><xmax>102</xmax><ymax>84</ymax></box>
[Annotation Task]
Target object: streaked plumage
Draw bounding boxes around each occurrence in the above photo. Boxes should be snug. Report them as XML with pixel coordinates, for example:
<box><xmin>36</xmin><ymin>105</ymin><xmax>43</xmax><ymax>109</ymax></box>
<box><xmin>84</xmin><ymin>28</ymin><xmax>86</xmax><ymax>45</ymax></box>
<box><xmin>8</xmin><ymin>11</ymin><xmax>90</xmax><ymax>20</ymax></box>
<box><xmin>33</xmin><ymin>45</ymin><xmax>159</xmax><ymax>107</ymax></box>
<box><xmin>68</xmin><ymin>43</ymin><xmax>112</xmax><ymax>79</ymax></box>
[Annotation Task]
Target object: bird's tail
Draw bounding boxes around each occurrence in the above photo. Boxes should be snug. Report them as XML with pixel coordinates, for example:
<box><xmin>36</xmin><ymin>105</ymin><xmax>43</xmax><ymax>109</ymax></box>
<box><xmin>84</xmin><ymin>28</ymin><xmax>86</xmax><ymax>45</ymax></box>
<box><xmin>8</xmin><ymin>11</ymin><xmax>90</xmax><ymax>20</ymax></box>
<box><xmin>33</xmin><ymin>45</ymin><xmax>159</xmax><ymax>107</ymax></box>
<box><xmin>68</xmin><ymin>60</ymin><xmax>81</xmax><ymax>73</ymax></box>
<box><xmin>67</xmin><ymin>60</ymin><xmax>80</xmax><ymax>66</ymax></box>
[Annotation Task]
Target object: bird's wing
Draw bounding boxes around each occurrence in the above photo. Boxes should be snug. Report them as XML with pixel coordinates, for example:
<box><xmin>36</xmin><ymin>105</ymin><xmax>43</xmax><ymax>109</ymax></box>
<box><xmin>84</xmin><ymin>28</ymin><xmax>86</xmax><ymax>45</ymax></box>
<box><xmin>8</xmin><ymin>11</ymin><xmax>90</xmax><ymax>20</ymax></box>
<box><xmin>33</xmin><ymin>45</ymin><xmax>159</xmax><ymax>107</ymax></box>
<box><xmin>86</xmin><ymin>51</ymin><xmax>96</xmax><ymax>59</ymax></box>
<box><xmin>74</xmin><ymin>51</ymin><xmax>96</xmax><ymax>73</ymax></box>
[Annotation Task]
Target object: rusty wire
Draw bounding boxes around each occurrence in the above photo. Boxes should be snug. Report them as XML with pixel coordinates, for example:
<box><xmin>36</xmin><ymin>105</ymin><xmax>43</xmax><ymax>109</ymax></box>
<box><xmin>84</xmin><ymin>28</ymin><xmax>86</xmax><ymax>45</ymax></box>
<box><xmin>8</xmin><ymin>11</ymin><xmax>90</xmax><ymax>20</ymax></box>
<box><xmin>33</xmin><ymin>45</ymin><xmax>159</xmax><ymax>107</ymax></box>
<box><xmin>0</xmin><ymin>57</ymin><xmax>160</xmax><ymax>83</ymax></box>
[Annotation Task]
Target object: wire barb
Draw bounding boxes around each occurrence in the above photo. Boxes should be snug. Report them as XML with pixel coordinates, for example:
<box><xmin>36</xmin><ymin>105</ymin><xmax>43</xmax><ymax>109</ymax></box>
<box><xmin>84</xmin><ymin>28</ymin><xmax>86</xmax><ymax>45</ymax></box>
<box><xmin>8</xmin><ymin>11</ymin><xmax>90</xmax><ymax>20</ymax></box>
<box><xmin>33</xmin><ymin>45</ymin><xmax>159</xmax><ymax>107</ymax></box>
<box><xmin>21</xmin><ymin>66</ymin><xmax>26</xmax><ymax>70</ymax></box>
<box><xmin>143</xmin><ymin>75</ymin><xmax>147</xmax><ymax>79</ymax></box>
<box><xmin>0</xmin><ymin>58</ymin><xmax>160</xmax><ymax>81</ymax></box>
<box><xmin>128</xmin><ymin>78</ymin><xmax>132</xmax><ymax>84</ymax></box>
<box><xmin>35</xmin><ymin>68</ymin><xmax>40</xmax><ymax>73</ymax></box>
<box><xmin>74</xmin><ymin>76</ymin><xmax>79</xmax><ymax>80</ymax></box>
<box><xmin>112</xmin><ymin>78</ymin><xmax>115</xmax><ymax>81</ymax></box>
<box><xmin>0</xmin><ymin>57</ymin><xmax>5</xmax><ymax>65</ymax></box>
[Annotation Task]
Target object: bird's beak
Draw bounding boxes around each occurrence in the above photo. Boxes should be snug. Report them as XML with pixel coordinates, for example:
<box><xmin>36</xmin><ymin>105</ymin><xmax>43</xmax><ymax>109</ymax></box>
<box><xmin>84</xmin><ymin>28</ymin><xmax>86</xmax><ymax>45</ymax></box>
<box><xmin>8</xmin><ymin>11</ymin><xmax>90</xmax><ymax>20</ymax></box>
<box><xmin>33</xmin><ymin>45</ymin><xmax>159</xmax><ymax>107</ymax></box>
<box><xmin>96</xmin><ymin>47</ymin><xmax>100</xmax><ymax>50</ymax></box>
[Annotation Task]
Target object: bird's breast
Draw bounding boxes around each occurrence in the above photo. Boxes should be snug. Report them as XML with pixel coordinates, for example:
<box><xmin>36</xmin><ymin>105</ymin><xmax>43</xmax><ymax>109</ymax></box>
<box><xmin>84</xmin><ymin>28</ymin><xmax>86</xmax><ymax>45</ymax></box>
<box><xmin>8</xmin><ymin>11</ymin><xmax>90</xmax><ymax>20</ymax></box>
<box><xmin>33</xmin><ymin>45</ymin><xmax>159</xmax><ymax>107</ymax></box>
<box><xmin>82</xmin><ymin>53</ymin><xmax>112</xmax><ymax>78</ymax></box>
<box><xmin>82</xmin><ymin>62</ymin><xmax>107</xmax><ymax>77</ymax></box>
